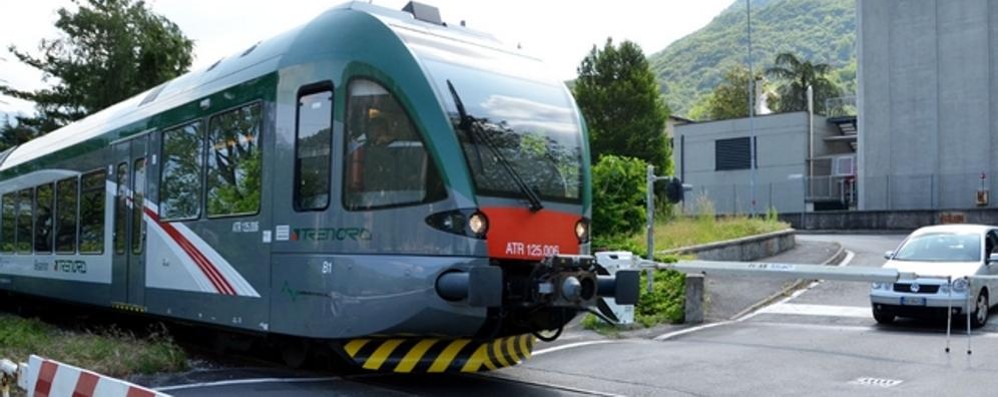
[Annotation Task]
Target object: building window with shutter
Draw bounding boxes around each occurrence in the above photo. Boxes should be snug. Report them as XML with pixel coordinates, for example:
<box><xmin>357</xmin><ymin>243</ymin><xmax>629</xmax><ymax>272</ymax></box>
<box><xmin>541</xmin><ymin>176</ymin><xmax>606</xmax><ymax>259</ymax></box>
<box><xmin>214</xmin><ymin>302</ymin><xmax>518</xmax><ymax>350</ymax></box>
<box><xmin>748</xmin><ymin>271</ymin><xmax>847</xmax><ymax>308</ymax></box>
<box><xmin>715</xmin><ymin>137</ymin><xmax>756</xmax><ymax>171</ymax></box>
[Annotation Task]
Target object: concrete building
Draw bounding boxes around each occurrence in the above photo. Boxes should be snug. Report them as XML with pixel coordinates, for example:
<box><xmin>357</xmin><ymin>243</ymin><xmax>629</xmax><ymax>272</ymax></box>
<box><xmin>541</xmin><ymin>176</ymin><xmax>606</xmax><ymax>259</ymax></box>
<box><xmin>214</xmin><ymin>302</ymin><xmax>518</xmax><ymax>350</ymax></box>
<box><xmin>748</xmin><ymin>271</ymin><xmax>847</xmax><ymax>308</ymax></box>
<box><xmin>858</xmin><ymin>0</ymin><xmax>998</xmax><ymax>210</ymax></box>
<box><xmin>674</xmin><ymin>112</ymin><xmax>855</xmax><ymax>215</ymax></box>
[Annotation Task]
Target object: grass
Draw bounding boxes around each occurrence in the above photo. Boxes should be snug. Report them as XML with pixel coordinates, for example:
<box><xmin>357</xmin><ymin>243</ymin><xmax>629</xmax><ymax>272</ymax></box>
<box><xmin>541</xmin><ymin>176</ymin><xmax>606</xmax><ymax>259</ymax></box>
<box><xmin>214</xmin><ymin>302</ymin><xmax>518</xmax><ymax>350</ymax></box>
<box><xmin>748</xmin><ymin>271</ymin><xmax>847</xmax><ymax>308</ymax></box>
<box><xmin>625</xmin><ymin>197</ymin><xmax>790</xmax><ymax>253</ymax></box>
<box><xmin>637</xmin><ymin>215</ymin><xmax>790</xmax><ymax>252</ymax></box>
<box><xmin>0</xmin><ymin>314</ymin><xmax>187</xmax><ymax>378</ymax></box>
<box><xmin>584</xmin><ymin>198</ymin><xmax>788</xmax><ymax>333</ymax></box>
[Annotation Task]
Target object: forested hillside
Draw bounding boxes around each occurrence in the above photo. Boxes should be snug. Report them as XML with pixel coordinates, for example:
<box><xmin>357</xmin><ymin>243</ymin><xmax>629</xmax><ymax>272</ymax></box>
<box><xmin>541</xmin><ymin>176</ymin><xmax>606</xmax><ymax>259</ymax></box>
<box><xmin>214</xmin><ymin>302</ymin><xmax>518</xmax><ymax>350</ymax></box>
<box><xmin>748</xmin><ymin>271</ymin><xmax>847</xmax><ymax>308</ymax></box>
<box><xmin>649</xmin><ymin>0</ymin><xmax>855</xmax><ymax>117</ymax></box>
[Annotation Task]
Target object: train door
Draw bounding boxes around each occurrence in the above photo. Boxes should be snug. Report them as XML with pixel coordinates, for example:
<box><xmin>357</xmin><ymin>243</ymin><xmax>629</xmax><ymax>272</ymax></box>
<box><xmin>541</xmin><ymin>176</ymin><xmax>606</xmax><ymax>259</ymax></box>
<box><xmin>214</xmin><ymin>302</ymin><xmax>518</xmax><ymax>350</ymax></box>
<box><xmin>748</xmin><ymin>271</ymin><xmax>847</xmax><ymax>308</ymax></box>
<box><xmin>110</xmin><ymin>134</ymin><xmax>148</xmax><ymax>306</ymax></box>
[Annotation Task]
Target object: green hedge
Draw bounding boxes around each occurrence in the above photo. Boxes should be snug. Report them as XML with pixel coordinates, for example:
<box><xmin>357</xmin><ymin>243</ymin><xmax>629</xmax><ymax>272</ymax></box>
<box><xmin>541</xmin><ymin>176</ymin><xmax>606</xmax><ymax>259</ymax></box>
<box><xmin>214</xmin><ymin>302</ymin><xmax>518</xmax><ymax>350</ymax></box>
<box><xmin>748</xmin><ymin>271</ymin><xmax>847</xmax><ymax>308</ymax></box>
<box><xmin>592</xmin><ymin>155</ymin><xmax>647</xmax><ymax>238</ymax></box>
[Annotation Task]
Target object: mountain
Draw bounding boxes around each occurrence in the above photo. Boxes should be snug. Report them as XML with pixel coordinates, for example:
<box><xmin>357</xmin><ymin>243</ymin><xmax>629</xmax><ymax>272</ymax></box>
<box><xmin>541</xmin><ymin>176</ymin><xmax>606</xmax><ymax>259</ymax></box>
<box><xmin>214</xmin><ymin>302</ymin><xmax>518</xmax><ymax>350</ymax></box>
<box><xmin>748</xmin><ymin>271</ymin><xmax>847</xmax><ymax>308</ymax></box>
<box><xmin>649</xmin><ymin>0</ymin><xmax>856</xmax><ymax>117</ymax></box>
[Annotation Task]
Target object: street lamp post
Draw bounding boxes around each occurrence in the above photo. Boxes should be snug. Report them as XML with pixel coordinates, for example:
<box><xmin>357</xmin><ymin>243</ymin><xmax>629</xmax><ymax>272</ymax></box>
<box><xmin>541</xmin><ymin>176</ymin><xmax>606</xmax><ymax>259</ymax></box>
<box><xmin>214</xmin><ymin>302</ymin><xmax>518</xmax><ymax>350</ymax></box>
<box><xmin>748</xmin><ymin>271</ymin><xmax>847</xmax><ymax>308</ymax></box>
<box><xmin>747</xmin><ymin>0</ymin><xmax>757</xmax><ymax>217</ymax></box>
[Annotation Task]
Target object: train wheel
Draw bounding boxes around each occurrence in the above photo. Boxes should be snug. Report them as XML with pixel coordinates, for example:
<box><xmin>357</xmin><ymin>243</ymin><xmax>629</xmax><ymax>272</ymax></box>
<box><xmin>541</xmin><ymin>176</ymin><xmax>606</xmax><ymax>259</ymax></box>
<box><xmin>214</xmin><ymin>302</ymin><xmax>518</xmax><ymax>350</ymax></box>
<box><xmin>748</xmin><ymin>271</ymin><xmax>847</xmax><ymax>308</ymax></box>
<box><xmin>280</xmin><ymin>338</ymin><xmax>309</xmax><ymax>368</ymax></box>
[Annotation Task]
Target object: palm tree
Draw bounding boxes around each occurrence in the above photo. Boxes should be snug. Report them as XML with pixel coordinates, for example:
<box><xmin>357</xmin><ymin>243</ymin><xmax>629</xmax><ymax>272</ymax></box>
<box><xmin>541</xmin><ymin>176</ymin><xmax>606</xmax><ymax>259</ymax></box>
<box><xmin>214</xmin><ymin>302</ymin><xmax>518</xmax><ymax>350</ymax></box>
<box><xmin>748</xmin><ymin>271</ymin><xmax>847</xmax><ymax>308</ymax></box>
<box><xmin>766</xmin><ymin>53</ymin><xmax>841</xmax><ymax>114</ymax></box>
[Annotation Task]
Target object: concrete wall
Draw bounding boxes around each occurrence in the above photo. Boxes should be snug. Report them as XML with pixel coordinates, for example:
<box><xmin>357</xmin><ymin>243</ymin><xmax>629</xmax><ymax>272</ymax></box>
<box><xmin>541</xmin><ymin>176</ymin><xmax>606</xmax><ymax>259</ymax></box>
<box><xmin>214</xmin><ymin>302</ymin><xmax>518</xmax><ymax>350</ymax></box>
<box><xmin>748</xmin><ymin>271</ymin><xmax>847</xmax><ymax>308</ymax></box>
<box><xmin>661</xmin><ymin>229</ymin><xmax>796</xmax><ymax>262</ymax></box>
<box><xmin>858</xmin><ymin>0</ymin><xmax>998</xmax><ymax>211</ymax></box>
<box><xmin>781</xmin><ymin>209</ymin><xmax>998</xmax><ymax>231</ymax></box>
<box><xmin>675</xmin><ymin>112</ymin><xmax>827</xmax><ymax>214</ymax></box>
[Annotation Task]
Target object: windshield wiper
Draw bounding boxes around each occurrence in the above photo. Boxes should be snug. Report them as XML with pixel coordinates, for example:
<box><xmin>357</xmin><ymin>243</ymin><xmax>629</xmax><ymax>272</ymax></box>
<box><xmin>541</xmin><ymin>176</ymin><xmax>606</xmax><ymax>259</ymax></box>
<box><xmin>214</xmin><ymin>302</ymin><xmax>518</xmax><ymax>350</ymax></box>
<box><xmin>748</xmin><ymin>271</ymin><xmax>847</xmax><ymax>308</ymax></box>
<box><xmin>446</xmin><ymin>80</ymin><xmax>543</xmax><ymax>212</ymax></box>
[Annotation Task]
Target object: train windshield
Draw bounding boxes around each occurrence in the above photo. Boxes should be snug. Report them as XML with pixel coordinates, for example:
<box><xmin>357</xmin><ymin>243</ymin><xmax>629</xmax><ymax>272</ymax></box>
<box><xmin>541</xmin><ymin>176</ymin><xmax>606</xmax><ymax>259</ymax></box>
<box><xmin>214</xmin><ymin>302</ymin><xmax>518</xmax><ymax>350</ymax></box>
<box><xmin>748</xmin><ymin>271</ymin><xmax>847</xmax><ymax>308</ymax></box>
<box><xmin>423</xmin><ymin>59</ymin><xmax>584</xmax><ymax>204</ymax></box>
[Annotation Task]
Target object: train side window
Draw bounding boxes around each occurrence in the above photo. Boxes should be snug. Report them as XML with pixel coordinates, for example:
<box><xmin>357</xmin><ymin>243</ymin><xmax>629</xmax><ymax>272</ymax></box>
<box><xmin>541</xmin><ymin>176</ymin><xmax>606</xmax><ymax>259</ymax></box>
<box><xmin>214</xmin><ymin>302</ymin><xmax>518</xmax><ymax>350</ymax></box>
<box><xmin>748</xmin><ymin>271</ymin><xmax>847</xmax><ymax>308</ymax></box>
<box><xmin>161</xmin><ymin>121</ymin><xmax>204</xmax><ymax>221</ymax></box>
<box><xmin>132</xmin><ymin>158</ymin><xmax>146</xmax><ymax>254</ymax></box>
<box><xmin>114</xmin><ymin>162</ymin><xmax>129</xmax><ymax>254</ymax></box>
<box><xmin>295</xmin><ymin>86</ymin><xmax>333</xmax><ymax>211</ymax></box>
<box><xmin>15</xmin><ymin>188</ymin><xmax>32</xmax><ymax>254</ymax></box>
<box><xmin>1</xmin><ymin>194</ymin><xmax>13</xmax><ymax>253</ymax></box>
<box><xmin>79</xmin><ymin>170</ymin><xmax>106</xmax><ymax>254</ymax></box>
<box><xmin>343</xmin><ymin>79</ymin><xmax>445</xmax><ymax>210</ymax></box>
<box><xmin>34</xmin><ymin>183</ymin><xmax>54</xmax><ymax>253</ymax></box>
<box><xmin>56</xmin><ymin>177</ymin><xmax>78</xmax><ymax>254</ymax></box>
<box><xmin>206</xmin><ymin>102</ymin><xmax>262</xmax><ymax>218</ymax></box>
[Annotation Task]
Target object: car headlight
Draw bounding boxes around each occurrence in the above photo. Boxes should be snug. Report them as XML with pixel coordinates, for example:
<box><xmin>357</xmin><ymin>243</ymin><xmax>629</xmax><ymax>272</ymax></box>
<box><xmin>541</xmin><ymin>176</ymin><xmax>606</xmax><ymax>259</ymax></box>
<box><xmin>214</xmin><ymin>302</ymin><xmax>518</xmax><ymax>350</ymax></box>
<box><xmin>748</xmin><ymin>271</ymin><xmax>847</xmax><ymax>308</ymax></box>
<box><xmin>871</xmin><ymin>282</ymin><xmax>883</xmax><ymax>290</ymax></box>
<box><xmin>952</xmin><ymin>278</ymin><xmax>969</xmax><ymax>293</ymax></box>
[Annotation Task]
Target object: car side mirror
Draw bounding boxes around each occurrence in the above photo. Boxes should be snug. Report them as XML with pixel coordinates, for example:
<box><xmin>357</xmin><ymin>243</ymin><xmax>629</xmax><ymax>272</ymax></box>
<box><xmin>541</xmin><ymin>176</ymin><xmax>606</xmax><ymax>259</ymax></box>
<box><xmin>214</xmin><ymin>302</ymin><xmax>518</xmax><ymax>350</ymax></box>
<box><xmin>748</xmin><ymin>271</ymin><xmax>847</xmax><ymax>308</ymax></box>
<box><xmin>989</xmin><ymin>253</ymin><xmax>998</xmax><ymax>265</ymax></box>
<box><xmin>884</xmin><ymin>250</ymin><xmax>894</xmax><ymax>260</ymax></box>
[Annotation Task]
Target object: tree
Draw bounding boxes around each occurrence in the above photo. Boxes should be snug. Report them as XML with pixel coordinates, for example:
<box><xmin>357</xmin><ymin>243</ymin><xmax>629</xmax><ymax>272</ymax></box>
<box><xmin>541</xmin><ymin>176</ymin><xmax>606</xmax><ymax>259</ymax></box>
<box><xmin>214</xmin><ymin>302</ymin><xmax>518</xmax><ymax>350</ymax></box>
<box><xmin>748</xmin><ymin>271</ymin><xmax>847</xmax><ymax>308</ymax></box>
<box><xmin>573</xmin><ymin>38</ymin><xmax>672</xmax><ymax>174</ymax></box>
<box><xmin>1</xmin><ymin>0</ymin><xmax>193</xmax><ymax>132</ymax></box>
<box><xmin>766</xmin><ymin>52</ymin><xmax>841</xmax><ymax>114</ymax></box>
<box><xmin>0</xmin><ymin>115</ymin><xmax>39</xmax><ymax>151</ymax></box>
<box><xmin>687</xmin><ymin>65</ymin><xmax>772</xmax><ymax>121</ymax></box>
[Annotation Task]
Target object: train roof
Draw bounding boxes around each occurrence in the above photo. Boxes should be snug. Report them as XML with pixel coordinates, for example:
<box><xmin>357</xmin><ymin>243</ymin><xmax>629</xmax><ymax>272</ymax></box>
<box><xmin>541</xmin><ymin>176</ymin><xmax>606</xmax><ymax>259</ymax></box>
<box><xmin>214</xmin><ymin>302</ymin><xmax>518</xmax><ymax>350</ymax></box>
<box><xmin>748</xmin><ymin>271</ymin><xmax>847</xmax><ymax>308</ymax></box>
<box><xmin>1</xmin><ymin>1</ymin><xmax>530</xmax><ymax>173</ymax></box>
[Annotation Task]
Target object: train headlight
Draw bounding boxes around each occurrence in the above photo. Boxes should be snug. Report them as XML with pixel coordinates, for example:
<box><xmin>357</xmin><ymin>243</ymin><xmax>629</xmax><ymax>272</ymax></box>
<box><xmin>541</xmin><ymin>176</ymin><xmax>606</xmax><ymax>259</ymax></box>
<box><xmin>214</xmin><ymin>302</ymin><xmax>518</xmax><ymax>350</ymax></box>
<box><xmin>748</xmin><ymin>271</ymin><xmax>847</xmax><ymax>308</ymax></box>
<box><xmin>468</xmin><ymin>212</ymin><xmax>489</xmax><ymax>237</ymax></box>
<box><xmin>425</xmin><ymin>209</ymin><xmax>486</xmax><ymax>239</ymax></box>
<box><xmin>575</xmin><ymin>218</ymin><xmax>590</xmax><ymax>243</ymax></box>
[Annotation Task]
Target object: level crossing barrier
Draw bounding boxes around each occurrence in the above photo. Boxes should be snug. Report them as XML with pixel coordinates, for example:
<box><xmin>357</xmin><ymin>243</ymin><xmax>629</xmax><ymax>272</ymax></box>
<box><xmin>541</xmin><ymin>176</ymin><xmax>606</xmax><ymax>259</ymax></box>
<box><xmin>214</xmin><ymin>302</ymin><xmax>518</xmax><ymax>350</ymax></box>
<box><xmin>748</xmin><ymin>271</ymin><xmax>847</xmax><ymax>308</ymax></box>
<box><xmin>0</xmin><ymin>355</ymin><xmax>168</xmax><ymax>397</ymax></box>
<box><xmin>600</xmin><ymin>252</ymin><xmax>998</xmax><ymax>355</ymax></box>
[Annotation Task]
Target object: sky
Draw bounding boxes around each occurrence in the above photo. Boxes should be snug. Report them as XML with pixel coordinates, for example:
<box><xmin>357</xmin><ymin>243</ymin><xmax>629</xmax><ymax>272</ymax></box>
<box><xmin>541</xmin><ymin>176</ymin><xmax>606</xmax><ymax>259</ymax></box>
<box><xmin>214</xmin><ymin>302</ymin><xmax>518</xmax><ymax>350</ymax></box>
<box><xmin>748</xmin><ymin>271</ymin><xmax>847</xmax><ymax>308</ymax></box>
<box><xmin>0</xmin><ymin>0</ymin><xmax>733</xmax><ymax>116</ymax></box>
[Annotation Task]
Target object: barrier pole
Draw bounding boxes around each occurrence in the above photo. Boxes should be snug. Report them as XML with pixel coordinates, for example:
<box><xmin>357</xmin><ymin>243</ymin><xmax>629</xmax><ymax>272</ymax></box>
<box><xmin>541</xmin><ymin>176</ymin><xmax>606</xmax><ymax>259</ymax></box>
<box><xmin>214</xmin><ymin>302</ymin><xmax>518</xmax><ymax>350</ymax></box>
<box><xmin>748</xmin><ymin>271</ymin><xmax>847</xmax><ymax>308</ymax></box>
<box><xmin>966</xmin><ymin>276</ymin><xmax>972</xmax><ymax>355</ymax></box>
<box><xmin>946</xmin><ymin>276</ymin><xmax>952</xmax><ymax>353</ymax></box>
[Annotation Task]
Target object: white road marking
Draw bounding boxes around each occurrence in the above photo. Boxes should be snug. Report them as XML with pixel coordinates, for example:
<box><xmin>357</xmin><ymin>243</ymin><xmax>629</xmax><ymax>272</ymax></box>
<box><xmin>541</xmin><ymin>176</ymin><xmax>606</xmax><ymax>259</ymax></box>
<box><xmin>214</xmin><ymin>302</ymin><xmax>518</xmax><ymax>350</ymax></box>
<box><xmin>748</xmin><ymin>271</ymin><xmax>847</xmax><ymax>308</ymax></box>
<box><xmin>155</xmin><ymin>377</ymin><xmax>340</xmax><ymax>392</ymax></box>
<box><xmin>749</xmin><ymin>320</ymin><xmax>998</xmax><ymax>338</ymax></box>
<box><xmin>532</xmin><ymin>340</ymin><xmax>620</xmax><ymax>356</ymax></box>
<box><xmin>757</xmin><ymin>303</ymin><xmax>871</xmax><ymax>318</ymax></box>
<box><xmin>654</xmin><ymin>250</ymin><xmax>856</xmax><ymax>341</ymax></box>
<box><xmin>479</xmin><ymin>374</ymin><xmax>626</xmax><ymax>397</ymax></box>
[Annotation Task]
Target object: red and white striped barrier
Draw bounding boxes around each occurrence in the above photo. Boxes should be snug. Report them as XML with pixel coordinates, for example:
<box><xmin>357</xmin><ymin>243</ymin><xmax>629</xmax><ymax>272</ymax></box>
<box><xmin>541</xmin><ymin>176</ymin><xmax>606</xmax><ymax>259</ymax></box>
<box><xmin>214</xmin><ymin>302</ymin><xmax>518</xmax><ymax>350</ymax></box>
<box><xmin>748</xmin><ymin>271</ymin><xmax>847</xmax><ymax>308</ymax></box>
<box><xmin>24</xmin><ymin>355</ymin><xmax>168</xmax><ymax>397</ymax></box>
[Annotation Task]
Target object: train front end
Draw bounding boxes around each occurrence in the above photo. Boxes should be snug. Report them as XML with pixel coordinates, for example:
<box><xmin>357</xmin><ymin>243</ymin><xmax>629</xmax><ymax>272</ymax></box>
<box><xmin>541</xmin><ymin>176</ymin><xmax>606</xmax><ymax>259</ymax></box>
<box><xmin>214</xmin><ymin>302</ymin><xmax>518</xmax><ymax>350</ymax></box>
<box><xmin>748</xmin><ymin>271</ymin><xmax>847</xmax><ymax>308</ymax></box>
<box><xmin>329</xmin><ymin>4</ymin><xmax>639</xmax><ymax>372</ymax></box>
<box><xmin>410</xmin><ymin>11</ymin><xmax>638</xmax><ymax>342</ymax></box>
<box><xmin>419</xmin><ymin>56</ymin><xmax>641</xmax><ymax>339</ymax></box>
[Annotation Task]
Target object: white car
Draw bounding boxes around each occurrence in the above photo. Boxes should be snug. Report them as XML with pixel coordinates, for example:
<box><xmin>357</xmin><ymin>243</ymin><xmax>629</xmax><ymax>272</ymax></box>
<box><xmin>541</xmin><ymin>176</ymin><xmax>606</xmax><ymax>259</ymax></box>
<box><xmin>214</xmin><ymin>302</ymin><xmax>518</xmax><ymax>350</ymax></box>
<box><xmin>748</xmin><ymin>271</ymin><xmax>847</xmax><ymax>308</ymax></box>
<box><xmin>870</xmin><ymin>224</ymin><xmax>998</xmax><ymax>327</ymax></box>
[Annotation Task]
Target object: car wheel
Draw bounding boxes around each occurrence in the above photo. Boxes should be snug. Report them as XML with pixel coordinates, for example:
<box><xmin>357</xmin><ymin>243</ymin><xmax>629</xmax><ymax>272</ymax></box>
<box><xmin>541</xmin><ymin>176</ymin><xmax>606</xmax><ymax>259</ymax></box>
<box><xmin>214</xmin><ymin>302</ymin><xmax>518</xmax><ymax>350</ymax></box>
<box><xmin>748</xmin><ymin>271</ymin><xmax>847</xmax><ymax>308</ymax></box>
<box><xmin>873</xmin><ymin>305</ymin><xmax>895</xmax><ymax>324</ymax></box>
<box><xmin>972</xmin><ymin>290</ymin><xmax>989</xmax><ymax>328</ymax></box>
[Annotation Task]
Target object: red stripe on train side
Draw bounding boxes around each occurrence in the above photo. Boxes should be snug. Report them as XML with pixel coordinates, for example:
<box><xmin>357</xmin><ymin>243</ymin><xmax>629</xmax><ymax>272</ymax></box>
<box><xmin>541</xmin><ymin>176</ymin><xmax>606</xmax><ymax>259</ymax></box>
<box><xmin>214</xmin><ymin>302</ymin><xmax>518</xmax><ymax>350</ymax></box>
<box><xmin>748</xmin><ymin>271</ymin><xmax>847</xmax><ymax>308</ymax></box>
<box><xmin>142</xmin><ymin>208</ymin><xmax>237</xmax><ymax>295</ymax></box>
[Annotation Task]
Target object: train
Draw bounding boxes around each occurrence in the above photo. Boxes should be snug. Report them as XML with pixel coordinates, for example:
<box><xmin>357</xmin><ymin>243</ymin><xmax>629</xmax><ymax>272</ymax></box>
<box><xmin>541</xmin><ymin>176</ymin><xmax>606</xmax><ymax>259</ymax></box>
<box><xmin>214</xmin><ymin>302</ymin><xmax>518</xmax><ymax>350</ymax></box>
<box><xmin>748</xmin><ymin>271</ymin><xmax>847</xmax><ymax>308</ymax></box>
<box><xmin>0</xmin><ymin>1</ymin><xmax>638</xmax><ymax>372</ymax></box>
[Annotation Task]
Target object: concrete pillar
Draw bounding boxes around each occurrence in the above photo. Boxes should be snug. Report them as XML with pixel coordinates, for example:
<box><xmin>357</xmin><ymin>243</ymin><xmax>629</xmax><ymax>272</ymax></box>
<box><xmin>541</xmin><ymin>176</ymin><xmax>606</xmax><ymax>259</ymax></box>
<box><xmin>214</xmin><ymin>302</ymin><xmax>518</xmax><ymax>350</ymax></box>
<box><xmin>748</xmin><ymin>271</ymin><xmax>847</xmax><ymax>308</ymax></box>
<box><xmin>685</xmin><ymin>273</ymin><xmax>705</xmax><ymax>324</ymax></box>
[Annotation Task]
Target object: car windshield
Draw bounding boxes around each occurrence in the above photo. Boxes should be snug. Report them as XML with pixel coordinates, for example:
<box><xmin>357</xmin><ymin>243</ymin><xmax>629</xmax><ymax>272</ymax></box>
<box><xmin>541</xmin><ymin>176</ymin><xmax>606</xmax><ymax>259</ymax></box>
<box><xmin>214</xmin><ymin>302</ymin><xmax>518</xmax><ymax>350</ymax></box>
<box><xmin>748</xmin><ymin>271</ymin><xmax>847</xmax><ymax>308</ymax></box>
<box><xmin>893</xmin><ymin>232</ymin><xmax>981</xmax><ymax>262</ymax></box>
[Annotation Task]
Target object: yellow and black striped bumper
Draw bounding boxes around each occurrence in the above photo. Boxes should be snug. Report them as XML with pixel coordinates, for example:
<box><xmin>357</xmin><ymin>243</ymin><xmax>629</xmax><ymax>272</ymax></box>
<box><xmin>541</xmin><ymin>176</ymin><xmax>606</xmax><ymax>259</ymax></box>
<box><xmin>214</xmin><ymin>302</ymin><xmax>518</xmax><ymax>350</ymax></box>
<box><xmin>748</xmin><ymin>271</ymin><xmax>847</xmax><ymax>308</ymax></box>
<box><xmin>342</xmin><ymin>334</ymin><xmax>535</xmax><ymax>373</ymax></box>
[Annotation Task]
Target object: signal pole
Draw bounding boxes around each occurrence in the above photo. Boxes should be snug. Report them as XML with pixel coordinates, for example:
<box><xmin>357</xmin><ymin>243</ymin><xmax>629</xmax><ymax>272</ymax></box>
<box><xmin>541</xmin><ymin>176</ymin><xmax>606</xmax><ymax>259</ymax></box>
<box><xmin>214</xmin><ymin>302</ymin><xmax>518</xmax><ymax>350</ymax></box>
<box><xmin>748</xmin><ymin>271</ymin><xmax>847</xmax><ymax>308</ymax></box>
<box><xmin>747</xmin><ymin>0</ymin><xmax>757</xmax><ymax>216</ymax></box>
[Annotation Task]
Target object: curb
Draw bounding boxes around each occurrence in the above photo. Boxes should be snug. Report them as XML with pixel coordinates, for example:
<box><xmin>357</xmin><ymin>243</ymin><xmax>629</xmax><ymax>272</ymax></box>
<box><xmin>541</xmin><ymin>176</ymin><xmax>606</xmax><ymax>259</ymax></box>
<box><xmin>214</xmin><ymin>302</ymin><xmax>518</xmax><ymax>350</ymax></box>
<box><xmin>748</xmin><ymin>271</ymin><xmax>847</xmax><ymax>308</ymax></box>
<box><xmin>659</xmin><ymin>229</ymin><xmax>797</xmax><ymax>262</ymax></box>
<box><xmin>726</xmin><ymin>242</ymin><xmax>847</xmax><ymax>321</ymax></box>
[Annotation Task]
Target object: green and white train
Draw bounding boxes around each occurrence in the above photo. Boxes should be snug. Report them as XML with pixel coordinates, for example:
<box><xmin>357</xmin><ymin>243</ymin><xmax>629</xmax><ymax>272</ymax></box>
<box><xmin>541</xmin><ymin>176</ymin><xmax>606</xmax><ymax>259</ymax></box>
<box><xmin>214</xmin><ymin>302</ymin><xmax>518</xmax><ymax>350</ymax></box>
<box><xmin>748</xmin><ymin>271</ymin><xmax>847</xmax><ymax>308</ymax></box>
<box><xmin>0</xmin><ymin>2</ymin><xmax>637</xmax><ymax>372</ymax></box>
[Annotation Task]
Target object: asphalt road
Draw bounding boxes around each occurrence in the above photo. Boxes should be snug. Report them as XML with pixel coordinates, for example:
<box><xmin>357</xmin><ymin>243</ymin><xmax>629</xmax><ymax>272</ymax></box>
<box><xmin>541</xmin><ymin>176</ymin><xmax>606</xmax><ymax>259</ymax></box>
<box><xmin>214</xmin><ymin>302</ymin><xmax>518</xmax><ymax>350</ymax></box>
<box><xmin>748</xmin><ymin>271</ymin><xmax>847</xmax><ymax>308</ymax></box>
<box><xmin>156</xmin><ymin>234</ymin><xmax>998</xmax><ymax>396</ymax></box>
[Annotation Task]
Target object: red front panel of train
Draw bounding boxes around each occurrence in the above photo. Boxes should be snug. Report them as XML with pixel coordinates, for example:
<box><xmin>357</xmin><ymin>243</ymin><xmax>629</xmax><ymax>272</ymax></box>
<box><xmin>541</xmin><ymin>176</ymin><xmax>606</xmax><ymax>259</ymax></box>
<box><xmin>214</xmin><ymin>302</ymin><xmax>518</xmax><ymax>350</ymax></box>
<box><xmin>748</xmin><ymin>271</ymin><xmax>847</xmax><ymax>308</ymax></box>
<box><xmin>480</xmin><ymin>207</ymin><xmax>580</xmax><ymax>260</ymax></box>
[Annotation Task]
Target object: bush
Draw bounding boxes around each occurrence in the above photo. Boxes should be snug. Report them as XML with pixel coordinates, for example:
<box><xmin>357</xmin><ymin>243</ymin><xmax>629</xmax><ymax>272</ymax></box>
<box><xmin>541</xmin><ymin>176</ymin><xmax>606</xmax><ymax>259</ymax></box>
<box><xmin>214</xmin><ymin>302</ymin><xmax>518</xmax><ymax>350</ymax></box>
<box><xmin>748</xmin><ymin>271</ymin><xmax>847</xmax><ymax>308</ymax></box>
<box><xmin>592</xmin><ymin>155</ymin><xmax>647</xmax><ymax>237</ymax></box>
<box><xmin>636</xmin><ymin>269</ymin><xmax>685</xmax><ymax>327</ymax></box>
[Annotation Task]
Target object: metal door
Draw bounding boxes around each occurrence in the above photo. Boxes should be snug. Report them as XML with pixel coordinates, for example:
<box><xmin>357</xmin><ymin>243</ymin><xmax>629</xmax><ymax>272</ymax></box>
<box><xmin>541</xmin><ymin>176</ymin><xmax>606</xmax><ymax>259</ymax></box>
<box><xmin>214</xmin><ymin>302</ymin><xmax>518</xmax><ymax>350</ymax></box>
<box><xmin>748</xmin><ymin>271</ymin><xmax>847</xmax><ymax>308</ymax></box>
<box><xmin>110</xmin><ymin>134</ymin><xmax>148</xmax><ymax>306</ymax></box>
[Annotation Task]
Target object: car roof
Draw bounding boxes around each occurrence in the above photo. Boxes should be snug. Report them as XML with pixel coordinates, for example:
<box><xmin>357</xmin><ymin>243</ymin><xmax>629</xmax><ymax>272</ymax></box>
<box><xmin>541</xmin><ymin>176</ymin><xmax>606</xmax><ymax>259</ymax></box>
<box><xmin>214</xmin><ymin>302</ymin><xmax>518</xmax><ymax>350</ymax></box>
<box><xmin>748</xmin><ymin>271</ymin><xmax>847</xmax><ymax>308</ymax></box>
<box><xmin>912</xmin><ymin>224</ymin><xmax>995</xmax><ymax>235</ymax></box>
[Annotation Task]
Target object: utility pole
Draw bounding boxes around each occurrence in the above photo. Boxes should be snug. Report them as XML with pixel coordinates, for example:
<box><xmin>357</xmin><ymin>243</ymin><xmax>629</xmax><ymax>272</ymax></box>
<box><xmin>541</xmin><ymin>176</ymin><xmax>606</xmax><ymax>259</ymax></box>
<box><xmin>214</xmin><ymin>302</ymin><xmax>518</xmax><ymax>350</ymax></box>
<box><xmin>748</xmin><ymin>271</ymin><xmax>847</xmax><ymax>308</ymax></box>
<box><xmin>747</xmin><ymin>0</ymin><xmax>757</xmax><ymax>216</ymax></box>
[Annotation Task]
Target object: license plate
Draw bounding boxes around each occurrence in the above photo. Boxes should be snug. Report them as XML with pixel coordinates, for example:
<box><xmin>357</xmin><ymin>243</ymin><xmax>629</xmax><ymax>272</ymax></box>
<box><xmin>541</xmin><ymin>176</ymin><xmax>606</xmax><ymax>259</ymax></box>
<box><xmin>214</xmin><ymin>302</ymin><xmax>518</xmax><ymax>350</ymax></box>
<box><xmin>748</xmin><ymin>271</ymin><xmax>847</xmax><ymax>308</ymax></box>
<box><xmin>900</xmin><ymin>296</ymin><xmax>926</xmax><ymax>306</ymax></box>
